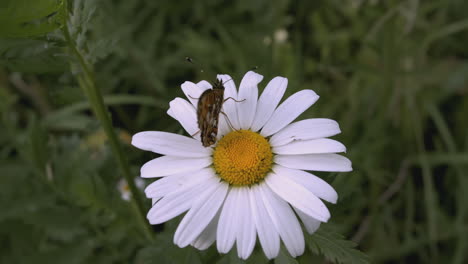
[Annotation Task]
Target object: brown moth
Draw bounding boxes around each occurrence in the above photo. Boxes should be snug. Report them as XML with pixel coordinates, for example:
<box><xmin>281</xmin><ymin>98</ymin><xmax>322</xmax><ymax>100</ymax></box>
<box><xmin>196</xmin><ymin>78</ymin><xmax>226</xmax><ymax>147</ymax></box>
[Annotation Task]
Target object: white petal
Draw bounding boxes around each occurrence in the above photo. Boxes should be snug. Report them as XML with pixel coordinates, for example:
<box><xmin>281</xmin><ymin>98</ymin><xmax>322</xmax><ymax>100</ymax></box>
<box><xmin>258</xmin><ymin>184</ymin><xmax>304</xmax><ymax>257</ymax></box>
<box><xmin>144</xmin><ymin>172</ymin><xmax>189</xmax><ymax>199</ymax></box>
<box><xmin>269</xmin><ymin>118</ymin><xmax>341</xmax><ymax>147</ymax></box>
<box><xmin>249</xmin><ymin>185</ymin><xmax>280</xmax><ymax>259</ymax></box>
<box><xmin>181</xmin><ymin>81</ymin><xmax>206</xmax><ymax>107</ymax></box>
<box><xmin>147</xmin><ymin>184</ymin><xmax>202</xmax><ymax>224</ymax></box>
<box><xmin>261</xmin><ymin>90</ymin><xmax>319</xmax><ymax>137</ymax></box>
<box><xmin>236</xmin><ymin>71</ymin><xmax>263</xmax><ymax>129</ymax></box>
<box><xmin>273</xmin><ymin>138</ymin><xmax>346</xmax><ymax>155</ymax></box>
<box><xmin>217</xmin><ymin>116</ymin><xmax>230</xmax><ymax>139</ymax></box>
<box><xmin>218</xmin><ymin>74</ymin><xmax>240</xmax><ymax>130</ymax></box>
<box><xmin>275</xmin><ymin>154</ymin><xmax>352</xmax><ymax>172</ymax></box>
<box><xmin>273</xmin><ymin>165</ymin><xmax>338</xmax><ymax>203</ymax></box>
<box><xmin>213</xmin><ymin>76</ymin><xmax>233</xmax><ymax>137</ymax></box>
<box><xmin>135</xmin><ymin>178</ymin><xmax>145</xmax><ymax>189</ymax></box>
<box><xmin>140</xmin><ymin>156</ymin><xmax>211</xmax><ymax>178</ymax></box>
<box><xmin>132</xmin><ymin>131</ymin><xmax>211</xmax><ymax>157</ymax></box>
<box><xmin>167</xmin><ymin>108</ymin><xmax>176</xmax><ymax>119</ymax></box>
<box><xmin>216</xmin><ymin>188</ymin><xmax>239</xmax><ymax>253</ymax></box>
<box><xmin>168</xmin><ymin>98</ymin><xmax>200</xmax><ymax>140</ymax></box>
<box><xmin>191</xmin><ymin>211</ymin><xmax>220</xmax><ymax>250</ymax></box>
<box><xmin>197</xmin><ymin>80</ymin><xmax>212</xmax><ymax>90</ymax></box>
<box><xmin>250</xmin><ymin>77</ymin><xmax>287</xmax><ymax>132</ymax></box>
<box><xmin>174</xmin><ymin>180</ymin><xmax>229</xmax><ymax>247</ymax></box>
<box><xmin>146</xmin><ymin>168</ymin><xmax>216</xmax><ymax>224</ymax></box>
<box><xmin>265</xmin><ymin>172</ymin><xmax>330</xmax><ymax>222</ymax></box>
<box><xmin>294</xmin><ymin>207</ymin><xmax>321</xmax><ymax>234</ymax></box>
<box><xmin>236</xmin><ymin>188</ymin><xmax>256</xmax><ymax>259</ymax></box>
<box><xmin>144</xmin><ymin>168</ymin><xmax>214</xmax><ymax>198</ymax></box>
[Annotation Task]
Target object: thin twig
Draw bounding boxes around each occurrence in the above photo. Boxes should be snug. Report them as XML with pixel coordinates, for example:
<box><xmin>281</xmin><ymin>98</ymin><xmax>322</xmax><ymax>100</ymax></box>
<box><xmin>9</xmin><ymin>73</ymin><xmax>51</xmax><ymax>115</ymax></box>
<box><xmin>60</xmin><ymin>1</ymin><xmax>154</xmax><ymax>242</ymax></box>
<box><xmin>352</xmin><ymin>159</ymin><xmax>410</xmax><ymax>243</ymax></box>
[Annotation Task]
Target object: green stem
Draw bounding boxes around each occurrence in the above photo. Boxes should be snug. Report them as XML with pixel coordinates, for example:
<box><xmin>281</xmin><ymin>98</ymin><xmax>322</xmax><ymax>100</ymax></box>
<box><xmin>60</xmin><ymin>1</ymin><xmax>154</xmax><ymax>242</ymax></box>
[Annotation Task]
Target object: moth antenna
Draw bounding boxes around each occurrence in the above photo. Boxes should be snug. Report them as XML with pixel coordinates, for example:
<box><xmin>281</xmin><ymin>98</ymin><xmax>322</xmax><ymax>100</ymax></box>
<box><xmin>222</xmin><ymin>78</ymin><xmax>233</xmax><ymax>85</ymax></box>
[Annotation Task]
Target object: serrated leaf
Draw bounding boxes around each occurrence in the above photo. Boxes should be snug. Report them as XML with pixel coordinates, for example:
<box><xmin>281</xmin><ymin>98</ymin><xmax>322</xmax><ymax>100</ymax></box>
<box><xmin>274</xmin><ymin>247</ymin><xmax>299</xmax><ymax>264</ymax></box>
<box><xmin>23</xmin><ymin>206</ymin><xmax>85</xmax><ymax>242</ymax></box>
<box><xmin>245</xmin><ymin>250</ymin><xmax>269</xmax><ymax>264</ymax></box>
<box><xmin>26</xmin><ymin>116</ymin><xmax>49</xmax><ymax>171</ymax></box>
<box><xmin>135</xmin><ymin>246</ymin><xmax>171</xmax><ymax>264</ymax></box>
<box><xmin>22</xmin><ymin>239</ymin><xmax>95</xmax><ymax>264</ymax></box>
<box><xmin>0</xmin><ymin>38</ymin><xmax>68</xmax><ymax>73</ymax></box>
<box><xmin>216</xmin><ymin>250</ymin><xmax>246</xmax><ymax>264</ymax></box>
<box><xmin>178</xmin><ymin>247</ymin><xmax>203</xmax><ymax>264</ymax></box>
<box><xmin>307</xmin><ymin>227</ymin><xmax>370</xmax><ymax>264</ymax></box>
<box><xmin>0</xmin><ymin>195</ymin><xmax>54</xmax><ymax>221</ymax></box>
<box><xmin>43</xmin><ymin>113</ymin><xmax>94</xmax><ymax>131</ymax></box>
<box><xmin>0</xmin><ymin>0</ymin><xmax>59</xmax><ymax>23</ymax></box>
<box><xmin>0</xmin><ymin>0</ymin><xmax>62</xmax><ymax>38</ymax></box>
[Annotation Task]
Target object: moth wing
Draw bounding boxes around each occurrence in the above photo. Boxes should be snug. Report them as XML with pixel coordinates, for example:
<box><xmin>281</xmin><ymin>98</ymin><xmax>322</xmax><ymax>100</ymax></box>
<box><xmin>197</xmin><ymin>91</ymin><xmax>215</xmax><ymax>145</ymax></box>
<box><xmin>197</xmin><ymin>90</ymin><xmax>214</xmax><ymax>130</ymax></box>
<box><xmin>196</xmin><ymin>88</ymin><xmax>225</xmax><ymax>147</ymax></box>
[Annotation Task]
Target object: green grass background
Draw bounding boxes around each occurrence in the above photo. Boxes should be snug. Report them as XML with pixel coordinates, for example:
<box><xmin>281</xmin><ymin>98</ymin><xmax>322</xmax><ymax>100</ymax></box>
<box><xmin>1</xmin><ymin>0</ymin><xmax>468</xmax><ymax>263</ymax></box>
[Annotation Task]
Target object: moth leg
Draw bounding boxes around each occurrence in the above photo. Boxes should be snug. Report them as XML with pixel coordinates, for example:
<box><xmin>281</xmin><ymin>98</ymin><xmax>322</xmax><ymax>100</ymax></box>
<box><xmin>224</xmin><ymin>97</ymin><xmax>245</xmax><ymax>103</ymax></box>
<box><xmin>191</xmin><ymin>130</ymin><xmax>201</xmax><ymax>137</ymax></box>
<box><xmin>188</xmin><ymin>94</ymin><xmax>199</xmax><ymax>100</ymax></box>
<box><xmin>220</xmin><ymin>112</ymin><xmax>239</xmax><ymax>131</ymax></box>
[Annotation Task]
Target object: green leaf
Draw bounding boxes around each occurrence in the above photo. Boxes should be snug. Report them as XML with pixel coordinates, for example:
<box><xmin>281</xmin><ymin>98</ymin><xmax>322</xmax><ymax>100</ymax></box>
<box><xmin>43</xmin><ymin>113</ymin><xmax>94</xmax><ymax>131</ymax></box>
<box><xmin>22</xmin><ymin>239</ymin><xmax>95</xmax><ymax>264</ymax></box>
<box><xmin>135</xmin><ymin>243</ymin><xmax>204</xmax><ymax>264</ymax></box>
<box><xmin>26</xmin><ymin>116</ymin><xmax>49</xmax><ymax>171</ymax></box>
<box><xmin>274</xmin><ymin>247</ymin><xmax>299</xmax><ymax>264</ymax></box>
<box><xmin>245</xmin><ymin>250</ymin><xmax>269</xmax><ymax>264</ymax></box>
<box><xmin>178</xmin><ymin>247</ymin><xmax>203</xmax><ymax>264</ymax></box>
<box><xmin>0</xmin><ymin>0</ymin><xmax>59</xmax><ymax>23</ymax></box>
<box><xmin>0</xmin><ymin>0</ymin><xmax>62</xmax><ymax>38</ymax></box>
<box><xmin>23</xmin><ymin>206</ymin><xmax>85</xmax><ymax>242</ymax></box>
<box><xmin>135</xmin><ymin>246</ymin><xmax>172</xmax><ymax>264</ymax></box>
<box><xmin>216</xmin><ymin>250</ymin><xmax>246</xmax><ymax>264</ymax></box>
<box><xmin>0</xmin><ymin>195</ymin><xmax>54</xmax><ymax>222</ymax></box>
<box><xmin>307</xmin><ymin>227</ymin><xmax>370</xmax><ymax>264</ymax></box>
<box><xmin>0</xmin><ymin>38</ymin><xmax>68</xmax><ymax>73</ymax></box>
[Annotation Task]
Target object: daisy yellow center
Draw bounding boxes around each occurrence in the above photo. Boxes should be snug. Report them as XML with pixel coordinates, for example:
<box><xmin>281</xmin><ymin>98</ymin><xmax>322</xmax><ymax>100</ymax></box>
<box><xmin>213</xmin><ymin>130</ymin><xmax>273</xmax><ymax>186</ymax></box>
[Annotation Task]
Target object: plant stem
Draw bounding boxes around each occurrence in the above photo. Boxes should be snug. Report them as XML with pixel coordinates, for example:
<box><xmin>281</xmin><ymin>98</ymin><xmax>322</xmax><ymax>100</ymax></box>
<box><xmin>60</xmin><ymin>1</ymin><xmax>154</xmax><ymax>242</ymax></box>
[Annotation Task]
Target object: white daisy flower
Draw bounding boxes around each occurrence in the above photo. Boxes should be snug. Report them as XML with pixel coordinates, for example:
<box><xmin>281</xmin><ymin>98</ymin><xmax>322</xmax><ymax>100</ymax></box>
<box><xmin>118</xmin><ymin>178</ymin><xmax>145</xmax><ymax>201</ymax></box>
<box><xmin>274</xmin><ymin>28</ymin><xmax>288</xmax><ymax>43</ymax></box>
<box><xmin>132</xmin><ymin>71</ymin><xmax>352</xmax><ymax>260</ymax></box>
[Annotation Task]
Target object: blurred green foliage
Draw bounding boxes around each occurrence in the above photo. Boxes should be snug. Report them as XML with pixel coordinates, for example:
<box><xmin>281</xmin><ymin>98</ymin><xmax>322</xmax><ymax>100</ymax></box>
<box><xmin>1</xmin><ymin>0</ymin><xmax>468</xmax><ymax>263</ymax></box>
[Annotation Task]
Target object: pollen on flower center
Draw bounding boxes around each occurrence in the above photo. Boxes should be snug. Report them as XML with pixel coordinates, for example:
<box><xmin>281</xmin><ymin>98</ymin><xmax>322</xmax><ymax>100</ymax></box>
<box><xmin>213</xmin><ymin>130</ymin><xmax>273</xmax><ymax>186</ymax></box>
